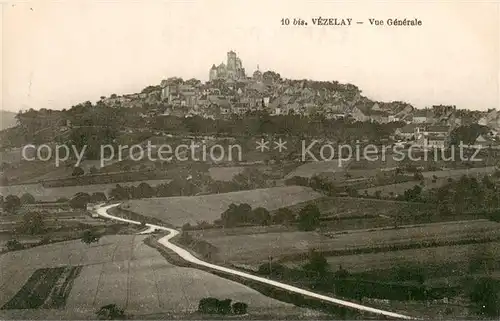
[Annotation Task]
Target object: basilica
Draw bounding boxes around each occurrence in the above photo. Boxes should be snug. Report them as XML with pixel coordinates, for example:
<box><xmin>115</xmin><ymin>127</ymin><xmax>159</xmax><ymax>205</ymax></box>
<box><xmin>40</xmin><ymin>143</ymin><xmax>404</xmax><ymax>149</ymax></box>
<box><xmin>209</xmin><ymin>51</ymin><xmax>246</xmax><ymax>81</ymax></box>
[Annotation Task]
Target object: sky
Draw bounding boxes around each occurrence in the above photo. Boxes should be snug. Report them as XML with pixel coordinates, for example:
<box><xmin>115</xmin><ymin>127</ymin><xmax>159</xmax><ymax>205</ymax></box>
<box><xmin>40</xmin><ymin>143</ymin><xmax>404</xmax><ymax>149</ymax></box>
<box><xmin>2</xmin><ymin>0</ymin><xmax>499</xmax><ymax>112</ymax></box>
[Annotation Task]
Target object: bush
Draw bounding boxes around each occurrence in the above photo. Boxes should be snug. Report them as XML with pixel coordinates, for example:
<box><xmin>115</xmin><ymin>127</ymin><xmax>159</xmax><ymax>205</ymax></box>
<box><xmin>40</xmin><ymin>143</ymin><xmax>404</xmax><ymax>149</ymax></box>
<box><xmin>19</xmin><ymin>212</ymin><xmax>46</xmax><ymax>235</ymax></box>
<box><xmin>91</xmin><ymin>192</ymin><xmax>107</xmax><ymax>203</ymax></box>
<box><xmin>70</xmin><ymin>192</ymin><xmax>91</xmax><ymax>209</ymax></box>
<box><xmin>469</xmin><ymin>277</ymin><xmax>500</xmax><ymax>317</ymax></box>
<box><xmin>257</xmin><ymin>262</ymin><xmax>286</xmax><ymax>277</ymax></box>
<box><xmin>72</xmin><ymin>167</ymin><xmax>85</xmax><ymax>177</ymax></box>
<box><xmin>3</xmin><ymin>195</ymin><xmax>21</xmax><ymax>213</ymax></box>
<box><xmin>272</xmin><ymin>208</ymin><xmax>296</xmax><ymax>225</ymax></box>
<box><xmin>198</xmin><ymin>297</ymin><xmax>219</xmax><ymax>314</ymax></box>
<box><xmin>20</xmin><ymin>193</ymin><xmax>35</xmax><ymax>204</ymax></box>
<box><xmin>38</xmin><ymin>236</ymin><xmax>51</xmax><ymax>245</ymax></box>
<box><xmin>232</xmin><ymin>302</ymin><xmax>248</xmax><ymax>315</ymax></box>
<box><xmin>297</xmin><ymin>204</ymin><xmax>321</xmax><ymax>231</ymax></box>
<box><xmin>96</xmin><ymin>304</ymin><xmax>125</xmax><ymax>320</ymax></box>
<box><xmin>198</xmin><ymin>298</ymin><xmax>232</xmax><ymax>315</ymax></box>
<box><xmin>6</xmin><ymin>239</ymin><xmax>23</xmax><ymax>251</ymax></box>
<box><xmin>81</xmin><ymin>230</ymin><xmax>100</xmax><ymax>245</ymax></box>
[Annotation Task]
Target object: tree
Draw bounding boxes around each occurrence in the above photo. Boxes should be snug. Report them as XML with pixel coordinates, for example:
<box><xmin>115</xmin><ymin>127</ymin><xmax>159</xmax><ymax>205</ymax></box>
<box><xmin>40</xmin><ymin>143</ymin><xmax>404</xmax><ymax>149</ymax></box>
<box><xmin>109</xmin><ymin>184</ymin><xmax>129</xmax><ymax>200</ymax></box>
<box><xmin>96</xmin><ymin>304</ymin><xmax>125</xmax><ymax>320</ymax></box>
<box><xmin>72</xmin><ymin>167</ymin><xmax>84</xmax><ymax>177</ymax></box>
<box><xmin>252</xmin><ymin>207</ymin><xmax>271</xmax><ymax>225</ymax></box>
<box><xmin>20</xmin><ymin>212</ymin><xmax>45</xmax><ymax>235</ymax></box>
<box><xmin>91</xmin><ymin>192</ymin><xmax>107</xmax><ymax>203</ymax></box>
<box><xmin>81</xmin><ymin>230</ymin><xmax>100</xmax><ymax>245</ymax></box>
<box><xmin>469</xmin><ymin>277</ymin><xmax>500</xmax><ymax>317</ymax></box>
<box><xmin>232</xmin><ymin>302</ymin><xmax>248</xmax><ymax>315</ymax></box>
<box><xmin>6</xmin><ymin>239</ymin><xmax>23</xmax><ymax>251</ymax></box>
<box><xmin>303</xmin><ymin>249</ymin><xmax>329</xmax><ymax>276</ymax></box>
<box><xmin>273</xmin><ymin>208</ymin><xmax>296</xmax><ymax>225</ymax></box>
<box><xmin>198</xmin><ymin>298</ymin><xmax>219</xmax><ymax>314</ymax></box>
<box><xmin>334</xmin><ymin>265</ymin><xmax>350</xmax><ymax>279</ymax></box>
<box><xmin>257</xmin><ymin>262</ymin><xmax>286</xmax><ymax>277</ymax></box>
<box><xmin>413</xmin><ymin>171</ymin><xmax>424</xmax><ymax>181</ymax></box>
<box><xmin>136</xmin><ymin>182</ymin><xmax>155</xmax><ymax>198</ymax></box>
<box><xmin>70</xmin><ymin>193</ymin><xmax>91</xmax><ymax>209</ymax></box>
<box><xmin>298</xmin><ymin>204</ymin><xmax>321</xmax><ymax>231</ymax></box>
<box><xmin>20</xmin><ymin>193</ymin><xmax>36</xmax><ymax>204</ymax></box>
<box><xmin>3</xmin><ymin>195</ymin><xmax>21</xmax><ymax>213</ymax></box>
<box><xmin>220</xmin><ymin>203</ymin><xmax>253</xmax><ymax>227</ymax></box>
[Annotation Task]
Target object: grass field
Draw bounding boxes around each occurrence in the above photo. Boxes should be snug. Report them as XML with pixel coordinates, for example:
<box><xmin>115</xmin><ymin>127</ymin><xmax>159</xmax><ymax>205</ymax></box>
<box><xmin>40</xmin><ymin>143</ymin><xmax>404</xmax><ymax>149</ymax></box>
<box><xmin>124</xmin><ymin>186</ymin><xmax>323</xmax><ymax>227</ymax></box>
<box><xmin>284</xmin><ymin>197</ymin><xmax>437</xmax><ymax>219</ymax></box>
<box><xmin>285</xmin><ymin>161</ymin><xmax>349</xmax><ymax>179</ymax></box>
<box><xmin>189</xmin><ymin>219</ymin><xmax>500</xmax><ymax>267</ymax></box>
<box><xmin>208</xmin><ymin>166</ymin><xmax>245</xmax><ymax>181</ymax></box>
<box><xmin>0</xmin><ymin>235</ymin><xmax>304</xmax><ymax>319</ymax></box>
<box><xmin>285</xmin><ymin>242</ymin><xmax>500</xmax><ymax>274</ymax></box>
<box><xmin>359</xmin><ymin>166</ymin><xmax>498</xmax><ymax>197</ymax></box>
<box><xmin>0</xmin><ymin>178</ymin><xmax>173</xmax><ymax>202</ymax></box>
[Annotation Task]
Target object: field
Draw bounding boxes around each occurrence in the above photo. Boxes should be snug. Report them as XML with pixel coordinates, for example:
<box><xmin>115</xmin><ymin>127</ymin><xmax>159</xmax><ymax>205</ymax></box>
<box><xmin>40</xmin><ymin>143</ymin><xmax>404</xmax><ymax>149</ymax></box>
<box><xmin>285</xmin><ymin>161</ymin><xmax>349</xmax><ymax>179</ymax></box>
<box><xmin>188</xmin><ymin>219</ymin><xmax>500</xmax><ymax>268</ymax></box>
<box><xmin>0</xmin><ymin>235</ymin><xmax>305</xmax><ymax>319</ymax></box>
<box><xmin>208</xmin><ymin>166</ymin><xmax>244</xmax><ymax>181</ymax></box>
<box><xmin>124</xmin><ymin>186</ymin><xmax>323</xmax><ymax>227</ymax></box>
<box><xmin>359</xmin><ymin>166</ymin><xmax>498</xmax><ymax>197</ymax></box>
<box><xmin>284</xmin><ymin>197</ymin><xmax>437</xmax><ymax>219</ymax></box>
<box><xmin>286</xmin><ymin>242</ymin><xmax>500</xmax><ymax>274</ymax></box>
<box><xmin>0</xmin><ymin>178</ymin><xmax>173</xmax><ymax>202</ymax></box>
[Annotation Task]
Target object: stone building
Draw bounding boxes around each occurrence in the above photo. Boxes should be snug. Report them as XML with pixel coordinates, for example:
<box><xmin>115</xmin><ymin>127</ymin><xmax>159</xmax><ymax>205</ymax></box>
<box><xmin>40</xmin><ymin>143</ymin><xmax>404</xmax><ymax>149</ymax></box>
<box><xmin>209</xmin><ymin>51</ymin><xmax>246</xmax><ymax>81</ymax></box>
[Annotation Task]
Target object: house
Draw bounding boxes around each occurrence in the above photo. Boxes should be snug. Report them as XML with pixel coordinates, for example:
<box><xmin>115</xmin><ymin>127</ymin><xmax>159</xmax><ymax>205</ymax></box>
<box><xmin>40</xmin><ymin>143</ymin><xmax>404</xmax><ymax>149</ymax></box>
<box><xmin>424</xmin><ymin>125</ymin><xmax>450</xmax><ymax>137</ymax></box>
<box><xmin>368</xmin><ymin>110</ymin><xmax>390</xmax><ymax>123</ymax></box>
<box><xmin>412</xmin><ymin>109</ymin><xmax>434</xmax><ymax>124</ymax></box>
<box><xmin>371</xmin><ymin>103</ymin><xmax>382</xmax><ymax>111</ymax></box>
<box><xmin>426</xmin><ymin>135</ymin><xmax>446</xmax><ymax>149</ymax></box>
<box><xmin>472</xmin><ymin>134</ymin><xmax>495</xmax><ymax>149</ymax></box>
<box><xmin>388</xmin><ymin>115</ymin><xmax>400</xmax><ymax>122</ymax></box>
<box><xmin>349</xmin><ymin>106</ymin><xmax>369</xmax><ymax>122</ymax></box>
<box><xmin>395</xmin><ymin>124</ymin><xmax>419</xmax><ymax>140</ymax></box>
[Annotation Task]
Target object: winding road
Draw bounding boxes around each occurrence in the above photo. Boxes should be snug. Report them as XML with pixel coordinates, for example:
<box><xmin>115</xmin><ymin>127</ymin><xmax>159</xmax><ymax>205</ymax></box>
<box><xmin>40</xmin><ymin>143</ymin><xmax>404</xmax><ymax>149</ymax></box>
<box><xmin>96</xmin><ymin>203</ymin><xmax>416</xmax><ymax>320</ymax></box>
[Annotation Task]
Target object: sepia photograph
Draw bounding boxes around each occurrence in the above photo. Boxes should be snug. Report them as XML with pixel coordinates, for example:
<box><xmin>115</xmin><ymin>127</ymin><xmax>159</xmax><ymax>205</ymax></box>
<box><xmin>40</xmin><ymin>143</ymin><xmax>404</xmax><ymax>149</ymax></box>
<box><xmin>1</xmin><ymin>0</ymin><xmax>499</xmax><ymax>319</ymax></box>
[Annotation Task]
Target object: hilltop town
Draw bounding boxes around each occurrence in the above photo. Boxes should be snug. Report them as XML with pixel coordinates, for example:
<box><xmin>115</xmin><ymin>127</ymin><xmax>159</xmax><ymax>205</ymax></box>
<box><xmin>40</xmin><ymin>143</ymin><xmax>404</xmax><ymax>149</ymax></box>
<box><xmin>6</xmin><ymin>50</ymin><xmax>495</xmax><ymax>153</ymax></box>
<box><xmin>1</xmin><ymin>50</ymin><xmax>500</xmax><ymax>320</ymax></box>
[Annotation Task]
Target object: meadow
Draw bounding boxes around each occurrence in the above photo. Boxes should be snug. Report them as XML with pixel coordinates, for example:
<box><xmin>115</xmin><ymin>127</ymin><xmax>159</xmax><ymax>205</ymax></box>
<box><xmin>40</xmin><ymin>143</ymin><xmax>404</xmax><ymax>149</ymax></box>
<box><xmin>124</xmin><ymin>186</ymin><xmax>323</xmax><ymax>227</ymax></box>
<box><xmin>189</xmin><ymin>219</ymin><xmax>500</xmax><ymax>267</ymax></box>
<box><xmin>0</xmin><ymin>178</ymin><xmax>173</xmax><ymax>202</ymax></box>
<box><xmin>0</xmin><ymin>235</ymin><xmax>302</xmax><ymax>319</ymax></box>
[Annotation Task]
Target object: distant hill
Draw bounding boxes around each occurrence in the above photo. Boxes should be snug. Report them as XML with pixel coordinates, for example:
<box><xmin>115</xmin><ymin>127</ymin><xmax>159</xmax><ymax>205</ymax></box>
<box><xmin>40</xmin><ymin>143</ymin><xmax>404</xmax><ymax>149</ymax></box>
<box><xmin>0</xmin><ymin>110</ymin><xmax>18</xmax><ymax>130</ymax></box>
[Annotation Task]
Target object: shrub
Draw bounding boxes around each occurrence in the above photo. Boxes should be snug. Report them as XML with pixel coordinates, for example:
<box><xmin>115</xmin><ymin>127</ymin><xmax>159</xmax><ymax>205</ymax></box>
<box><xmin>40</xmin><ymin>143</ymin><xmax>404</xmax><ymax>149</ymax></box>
<box><xmin>198</xmin><ymin>297</ymin><xmax>219</xmax><ymax>314</ymax></box>
<box><xmin>72</xmin><ymin>167</ymin><xmax>85</xmax><ymax>177</ymax></box>
<box><xmin>297</xmin><ymin>204</ymin><xmax>321</xmax><ymax>231</ymax></box>
<box><xmin>20</xmin><ymin>193</ymin><xmax>36</xmax><ymax>204</ymax></box>
<box><xmin>96</xmin><ymin>304</ymin><xmax>125</xmax><ymax>320</ymax></box>
<box><xmin>232</xmin><ymin>302</ymin><xmax>248</xmax><ymax>315</ymax></box>
<box><xmin>20</xmin><ymin>212</ymin><xmax>46</xmax><ymax>235</ymax></box>
<box><xmin>3</xmin><ymin>195</ymin><xmax>21</xmax><ymax>213</ymax></box>
<box><xmin>198</xmin><ymin>298</ymin><xmax>232</xmax><ymax>315</ymax></box>
<box><xmin>272</xmin><ymin>208</ymin><xmax>296</xmax><ymax>225</ymax></box>
<box><xmin>81</xmin><ymin>230</ymin><xmax>100</xmax><ymax>245</ymax></box>
<box><xmin>70</xmin><ymin>192</ymin><xmax>91</xmax><ymax>209</ymax></box>
<box><xmin>469</xmin><ymin>277</ymin><xmax>500</xmax><ymax>317</ymax></box>
<box><xmin>6</xmin><ymin>239</ymin><xmax>23</xmax><ymax>251</ymax></box>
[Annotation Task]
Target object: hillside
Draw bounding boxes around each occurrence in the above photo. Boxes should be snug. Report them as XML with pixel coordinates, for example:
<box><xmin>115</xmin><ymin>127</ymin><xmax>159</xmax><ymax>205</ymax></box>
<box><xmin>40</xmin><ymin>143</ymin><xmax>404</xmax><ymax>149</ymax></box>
<box><xmin>0</xmin><ymin>110</ymin><xmax>17</xmax><ymax>131</ymax></box>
